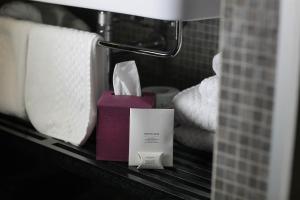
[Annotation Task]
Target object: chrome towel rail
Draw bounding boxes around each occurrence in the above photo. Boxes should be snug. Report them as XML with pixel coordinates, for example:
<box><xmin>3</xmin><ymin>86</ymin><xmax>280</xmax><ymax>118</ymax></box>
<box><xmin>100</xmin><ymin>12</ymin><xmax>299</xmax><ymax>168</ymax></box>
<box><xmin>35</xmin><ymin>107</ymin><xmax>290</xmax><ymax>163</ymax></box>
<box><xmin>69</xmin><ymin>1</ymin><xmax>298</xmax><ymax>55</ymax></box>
<box><xmin>97</xmin><ymin>11</ymin><xmax>183</xmax><ymax>58</ymax></box>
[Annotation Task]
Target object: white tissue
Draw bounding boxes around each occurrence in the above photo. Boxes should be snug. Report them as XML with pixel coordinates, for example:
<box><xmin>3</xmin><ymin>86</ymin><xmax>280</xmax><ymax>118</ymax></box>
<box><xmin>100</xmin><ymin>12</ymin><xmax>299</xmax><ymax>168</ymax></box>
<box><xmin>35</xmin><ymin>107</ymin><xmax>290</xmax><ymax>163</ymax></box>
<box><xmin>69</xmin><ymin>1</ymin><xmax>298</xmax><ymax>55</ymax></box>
<box><xmin>212</xmin><ymin>53</ymin><xmax>222</xmax><ymax>76</ymax></box>
<box><xmin>113</xmin><ymin>61</ymin><xmax>142</xmax><ymax>96</ymax></box>
<box><xmin>0</xmin><ymin>17</ymin><xmax>34</xmax><ymax>119</ymax></box>
<box><xmin>25</xmin><ymin>24</ymin><xmax>106</xmax><ymax>146</ymax></box>
<box><xmin>0</xmin><ymin>2</ymin><xmax>42</xmax><ymax>23</ymax></box>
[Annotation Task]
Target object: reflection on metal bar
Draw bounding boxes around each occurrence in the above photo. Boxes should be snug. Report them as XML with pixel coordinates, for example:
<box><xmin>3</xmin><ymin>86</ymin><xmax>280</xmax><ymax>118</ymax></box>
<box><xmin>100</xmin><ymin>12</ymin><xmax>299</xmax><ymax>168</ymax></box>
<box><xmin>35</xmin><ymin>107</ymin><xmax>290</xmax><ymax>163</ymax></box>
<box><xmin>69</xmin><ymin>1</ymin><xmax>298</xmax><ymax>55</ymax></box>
<box><xmin>98</xmin><ymin>21</ymin><xmax>183</xmax><ymax>58</ymax></box>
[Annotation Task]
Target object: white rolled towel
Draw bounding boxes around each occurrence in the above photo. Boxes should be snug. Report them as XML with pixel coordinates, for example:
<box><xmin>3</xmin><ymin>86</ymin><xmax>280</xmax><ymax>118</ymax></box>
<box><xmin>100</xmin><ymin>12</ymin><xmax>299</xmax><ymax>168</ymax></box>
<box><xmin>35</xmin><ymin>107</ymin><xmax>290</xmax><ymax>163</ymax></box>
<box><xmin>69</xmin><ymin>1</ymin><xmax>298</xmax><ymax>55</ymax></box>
<box><xmin>0</xmin><ymin>1</ymin><xmax>42</xmax><ymax>23</ymax></box>
<box><xmin>0</xmin><ymin>17</ymin><xmax>36</xmax><ymax>119</ymax></box>
<box><xmin>25</xmin><ymin>24</ymin><xmax>107</xmax><ymax>146</ymax></box>
<box><xmin>174</xmin><ymin>126</ymin><xmax>214</xmax><ymax>152</ymax></box>
<box><xmin>212</xmin><ymin>52</ymin><xmax>222</xmax><ymax>76</ymax></box>
<box><xmin>172</xmin><ymin>53</ymin><xmax>221</xmax><ymax>131</ymax></box>
<box><xmin>173</xmin><ymin>76</ymin><xmax>219</xmax><ymax>131</ymax></box>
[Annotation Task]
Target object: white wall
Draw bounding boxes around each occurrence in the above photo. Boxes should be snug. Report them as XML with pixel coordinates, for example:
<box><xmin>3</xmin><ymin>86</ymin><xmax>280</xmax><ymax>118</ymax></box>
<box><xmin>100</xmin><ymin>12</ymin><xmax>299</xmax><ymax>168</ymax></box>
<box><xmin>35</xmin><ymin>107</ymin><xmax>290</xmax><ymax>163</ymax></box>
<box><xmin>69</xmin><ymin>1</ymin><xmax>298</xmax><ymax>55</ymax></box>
<box><xmin>268</xmin><ymin>0</ymin><xmax>300</xmax><ymax>199</ymax></box>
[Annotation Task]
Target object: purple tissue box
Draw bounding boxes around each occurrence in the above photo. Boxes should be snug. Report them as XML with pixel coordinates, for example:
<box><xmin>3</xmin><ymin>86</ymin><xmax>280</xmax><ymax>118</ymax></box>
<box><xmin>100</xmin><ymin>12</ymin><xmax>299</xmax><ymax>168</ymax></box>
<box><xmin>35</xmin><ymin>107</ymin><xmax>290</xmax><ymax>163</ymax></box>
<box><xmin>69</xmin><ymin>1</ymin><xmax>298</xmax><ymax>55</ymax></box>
<box><xmin>96</xmin><ymin>91</ymin><xmax>155</xmax><ymax>161</ymax></box>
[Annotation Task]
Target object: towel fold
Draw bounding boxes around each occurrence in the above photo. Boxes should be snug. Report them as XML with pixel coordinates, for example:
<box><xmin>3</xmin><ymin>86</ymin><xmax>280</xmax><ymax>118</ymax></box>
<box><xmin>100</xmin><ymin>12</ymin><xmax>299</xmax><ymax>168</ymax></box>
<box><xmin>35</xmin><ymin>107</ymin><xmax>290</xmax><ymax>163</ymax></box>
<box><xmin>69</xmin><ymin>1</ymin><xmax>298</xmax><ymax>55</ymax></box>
<box><xmin>0</xmin><ymin>1</ymin><xmax>90</xmax><ymax>31</ymax></box>
<box><xmin>172</xmin><ymin>53</ymin><xmax>221</xmax><ymax>131</ymax></box>
<box><xmin>173</xmin><ymin>76</ymin><xmax>219</xmax><ymax>131</ymax></box>
<box><xmin>212</xmin><ymin>53</ymin><xmax>222</xmax><ymax>76</ymax></box>
<box><xmin>174</xmin><ymin>126</ymin><xmax>214</xmax><ymax>152</ymax></box>
<box><xmin>198</xmin><ymin>75</ymin><xmax>219</xmax><ymax>100</ymax></box>
<box><xmin>0</xmin><ymin>17</ymin><xmax>35</xmax><ymax>119</ymax></box>
<box><xmin>0</xmin><ymin>1</ymin><xmax>42</xmax><ymax>23</ymax></box>
<box><xmin>25</xmin><ymin>24</ymin><xmax>106</xmax><ymax>146</ymax></box>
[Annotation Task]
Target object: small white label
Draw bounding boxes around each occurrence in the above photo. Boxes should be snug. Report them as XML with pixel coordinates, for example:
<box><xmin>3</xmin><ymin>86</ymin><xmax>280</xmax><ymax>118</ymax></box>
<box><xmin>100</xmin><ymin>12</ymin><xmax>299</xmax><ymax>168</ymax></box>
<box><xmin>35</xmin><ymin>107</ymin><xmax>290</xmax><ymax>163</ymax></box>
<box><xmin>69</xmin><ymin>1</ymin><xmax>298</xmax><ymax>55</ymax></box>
<box><xmin>128</xmin><ymin>108</ymin><xmax>174</xmax><ymax>168</ymax></box>
<box><xmin>144</xmin><ymin>132</ymin><xmax>160</xmax><ymax>144</ymax></box>
<box><xmin>137</xmin><ymin>152</ymin><xmax>164</xmax><ymax>169</ymax></box>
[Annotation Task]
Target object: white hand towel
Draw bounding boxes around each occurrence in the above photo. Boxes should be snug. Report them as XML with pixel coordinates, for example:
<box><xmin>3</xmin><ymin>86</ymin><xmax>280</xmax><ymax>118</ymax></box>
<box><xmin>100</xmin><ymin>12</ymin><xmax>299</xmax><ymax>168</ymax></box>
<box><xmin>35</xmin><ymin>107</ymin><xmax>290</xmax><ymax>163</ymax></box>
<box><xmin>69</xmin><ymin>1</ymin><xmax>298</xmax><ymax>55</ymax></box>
<box><xmin>174</xmin><ymin>126</ymin><xmax>214</xmax><ymax>152</ymax></box>
<box><xmin>0</xmin><ymin>17</ymin><xmax>34</xmax><ymax>119</ymax></box>
<box><xmin>25</xmin><ymin>25</ymin><xmax>107</xmax><ymax>146</ymax></box>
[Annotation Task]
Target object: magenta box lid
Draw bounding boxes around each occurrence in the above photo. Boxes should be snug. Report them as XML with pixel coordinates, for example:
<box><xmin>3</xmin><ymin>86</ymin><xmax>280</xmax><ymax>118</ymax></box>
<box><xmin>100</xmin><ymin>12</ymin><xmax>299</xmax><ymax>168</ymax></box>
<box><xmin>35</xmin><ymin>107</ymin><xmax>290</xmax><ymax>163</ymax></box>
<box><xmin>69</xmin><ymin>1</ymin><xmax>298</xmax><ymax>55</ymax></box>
<box><xmin>98</xmin><ymin>91</ymin><xmax>155</xmax><ymax>108</ymax></box>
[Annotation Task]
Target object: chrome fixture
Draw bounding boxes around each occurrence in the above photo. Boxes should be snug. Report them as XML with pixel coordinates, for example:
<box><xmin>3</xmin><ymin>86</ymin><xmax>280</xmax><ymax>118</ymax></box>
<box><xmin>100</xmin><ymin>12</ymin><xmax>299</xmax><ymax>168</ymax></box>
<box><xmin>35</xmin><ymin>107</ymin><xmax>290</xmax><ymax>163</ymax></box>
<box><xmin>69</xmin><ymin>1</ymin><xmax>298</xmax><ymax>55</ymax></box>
<box><xmin>97</xmin><ymin>11</ymin><xmax>183</xmax><ymax>57</ymax></box>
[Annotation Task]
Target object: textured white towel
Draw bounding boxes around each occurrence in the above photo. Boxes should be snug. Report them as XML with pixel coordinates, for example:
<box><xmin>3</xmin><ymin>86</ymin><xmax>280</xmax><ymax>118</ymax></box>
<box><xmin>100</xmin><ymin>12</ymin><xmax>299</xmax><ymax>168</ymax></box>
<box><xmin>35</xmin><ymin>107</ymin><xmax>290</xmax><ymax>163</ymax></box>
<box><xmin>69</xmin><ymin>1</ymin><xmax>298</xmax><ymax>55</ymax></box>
<box><xmin>173</xmin><ymin>52</ymin><xmax>222</xmax><ymax>131</ymax></box>
<box><xmin>212</xmin><ymin>53</ymin><xmax>222</xmax><ymax>76</ymax></box>
<box><xmin>0</xmin><ymin>17</ymin><xmax>34</xmax><ymax>119</ymax></box>
<box><xmin>174</xmin><ymin>126</ymin><xmax>214</xmax><ymax>152</ymax></box>
<box><xmin>173</xmin><ymin>75</ymin><xmax>219</xmax><ymax>131</ymax></box>
<box><xmin>25</xmin><ymin>25</ymin><xmax>107</xmax><ymax>146</ymax></box>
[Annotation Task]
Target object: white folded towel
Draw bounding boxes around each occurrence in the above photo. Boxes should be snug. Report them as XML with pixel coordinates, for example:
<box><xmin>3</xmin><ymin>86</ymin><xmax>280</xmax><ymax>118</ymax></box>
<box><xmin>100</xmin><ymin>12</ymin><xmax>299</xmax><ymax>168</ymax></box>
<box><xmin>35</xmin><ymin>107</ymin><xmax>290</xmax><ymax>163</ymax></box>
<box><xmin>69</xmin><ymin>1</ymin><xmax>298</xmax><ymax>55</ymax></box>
<box><xmin>0</xmin><ymin>17</ymin><xmax>35</xmax><ymax>119</ymax></box>
<box><xmin>25</xmin><ymin>25</ymin><xmax>107</xmax><ymax>146</ymax></box>
<box><xmin>212</xmin><ymin>53</ymin><xmax>222</xmax><ymax>76</ymax></box>
<box><xmin>173</xmin><ymin>78</ymin><xmax>218</xmax><ymax>131</ymax></box>
<box><xmin>172</xmin><ymin>53</ymin><xmax>221</xmax><ymax>131</ymax></box>
<box><xmin>174</xmin><ymin>126</ymin><xmax>214</xmax><ymax>152</ymax></box>
<box><xmin>0</xmin><ymin>2</ymin><xmax>42</xmax><ymax>23</ymax></box>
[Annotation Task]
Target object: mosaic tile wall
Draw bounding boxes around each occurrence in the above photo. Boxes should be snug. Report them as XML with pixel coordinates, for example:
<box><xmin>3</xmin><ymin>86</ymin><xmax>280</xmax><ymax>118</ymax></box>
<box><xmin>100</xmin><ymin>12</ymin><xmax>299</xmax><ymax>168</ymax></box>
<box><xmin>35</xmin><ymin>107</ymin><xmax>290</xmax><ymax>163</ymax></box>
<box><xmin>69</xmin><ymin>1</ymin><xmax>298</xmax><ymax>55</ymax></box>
<box><xmin>166</xmin><ymin>19</ymin><xmax>219</xmax><ymax>89</ymax></box>
<box><xmin>0</xmin><ymin>1</ymin><xmax>220</xmax><ymax>90</ymax></box>
<box><xmin>110</xmin><ymin>17</ymin><xmax>220</xmax><ymax>90</ymax></box>
<box><xmin>212</xmin><ymin>0</ymin><xmax>279</xmax><ymax>200</ymax></box>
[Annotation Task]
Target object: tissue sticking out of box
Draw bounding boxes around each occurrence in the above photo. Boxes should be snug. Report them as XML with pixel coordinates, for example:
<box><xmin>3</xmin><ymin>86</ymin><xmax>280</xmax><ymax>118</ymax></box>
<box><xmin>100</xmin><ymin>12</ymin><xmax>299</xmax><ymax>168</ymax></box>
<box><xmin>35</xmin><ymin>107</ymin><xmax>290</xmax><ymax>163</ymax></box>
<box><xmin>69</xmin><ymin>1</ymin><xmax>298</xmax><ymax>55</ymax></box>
<box><xmin>113</xmin><ymin>61</ymin><xmax>142</xmax><ymax>96</ymax></box>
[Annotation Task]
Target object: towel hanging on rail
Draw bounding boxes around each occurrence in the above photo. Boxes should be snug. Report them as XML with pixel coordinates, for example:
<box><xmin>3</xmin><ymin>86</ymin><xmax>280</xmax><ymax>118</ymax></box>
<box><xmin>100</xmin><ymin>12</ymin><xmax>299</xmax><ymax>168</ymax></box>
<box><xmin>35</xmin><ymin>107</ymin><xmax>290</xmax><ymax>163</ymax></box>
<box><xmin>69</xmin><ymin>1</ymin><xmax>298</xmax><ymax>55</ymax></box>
<box><xmin>25</xmin><ymin>24</ymin><xmax>107</xmax><ymax>146</ymax></box>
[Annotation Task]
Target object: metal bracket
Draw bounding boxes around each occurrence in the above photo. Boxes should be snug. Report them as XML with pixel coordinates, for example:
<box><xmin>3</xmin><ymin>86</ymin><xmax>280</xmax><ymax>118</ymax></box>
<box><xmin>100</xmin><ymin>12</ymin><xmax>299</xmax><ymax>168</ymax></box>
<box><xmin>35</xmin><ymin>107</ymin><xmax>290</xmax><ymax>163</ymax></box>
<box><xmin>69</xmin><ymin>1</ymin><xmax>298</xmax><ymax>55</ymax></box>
<box><xmin>97</xmin><ymin>12</ymin><xmax>182</xmax><ymax>58</ymax></box>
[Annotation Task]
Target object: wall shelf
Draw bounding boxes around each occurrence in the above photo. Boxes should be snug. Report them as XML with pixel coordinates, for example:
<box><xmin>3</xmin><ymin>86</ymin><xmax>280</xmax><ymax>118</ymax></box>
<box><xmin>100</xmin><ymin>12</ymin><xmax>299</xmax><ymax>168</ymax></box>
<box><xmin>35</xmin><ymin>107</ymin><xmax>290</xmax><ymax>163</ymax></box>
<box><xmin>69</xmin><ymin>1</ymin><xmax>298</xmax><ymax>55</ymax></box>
<box><xmin>0</xmin><ymin>113</ymin><xmax>212</xmax><ymax>200</ymax></box>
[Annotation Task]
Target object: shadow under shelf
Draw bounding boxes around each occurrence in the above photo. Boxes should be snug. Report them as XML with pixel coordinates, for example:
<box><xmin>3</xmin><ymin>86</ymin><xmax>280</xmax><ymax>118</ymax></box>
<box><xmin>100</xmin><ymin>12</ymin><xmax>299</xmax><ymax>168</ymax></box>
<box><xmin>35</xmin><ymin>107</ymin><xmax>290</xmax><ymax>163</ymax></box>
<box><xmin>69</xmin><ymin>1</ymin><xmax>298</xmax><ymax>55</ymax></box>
<box><xmin>0</xmin><ymin>113</ymin><xmax>212</xmax><ymax>200</ymax></box>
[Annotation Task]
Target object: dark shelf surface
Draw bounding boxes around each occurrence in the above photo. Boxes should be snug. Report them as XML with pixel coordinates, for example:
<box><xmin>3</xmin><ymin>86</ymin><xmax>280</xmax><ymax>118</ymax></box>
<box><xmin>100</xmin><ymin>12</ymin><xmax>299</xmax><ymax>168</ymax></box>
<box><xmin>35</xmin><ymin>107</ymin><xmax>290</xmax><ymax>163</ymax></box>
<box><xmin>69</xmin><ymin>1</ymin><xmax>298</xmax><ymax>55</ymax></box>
<box><xmin>0</xmin><ymin>113</ymin><xmax>212</xmax><ymax>200</ymax></box>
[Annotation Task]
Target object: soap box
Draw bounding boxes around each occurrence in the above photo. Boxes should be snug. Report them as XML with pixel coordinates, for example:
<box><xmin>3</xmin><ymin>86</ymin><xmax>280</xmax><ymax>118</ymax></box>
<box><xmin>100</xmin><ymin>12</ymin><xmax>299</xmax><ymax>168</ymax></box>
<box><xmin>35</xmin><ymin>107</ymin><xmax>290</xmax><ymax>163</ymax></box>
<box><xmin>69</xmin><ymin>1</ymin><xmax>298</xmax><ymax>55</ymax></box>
<box><xmin>96</xmin><ymin>91</ymin><xmax>155</xmax><ymax>161</ymax></box>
